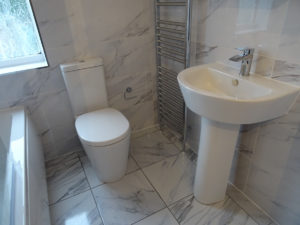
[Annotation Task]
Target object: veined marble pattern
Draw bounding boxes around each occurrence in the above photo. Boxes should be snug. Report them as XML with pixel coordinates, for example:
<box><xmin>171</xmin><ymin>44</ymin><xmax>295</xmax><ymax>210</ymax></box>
<box><xmin>133</xmin><ymin>208</ymin><xmax>179</xmax><ymax>225</ymax></box>
<box><xmin>131</xmin><ymin>130</ymin><xmax>182</xmax><ymax>168</ymax></box>
<box><xmin>185</xmin><ymin>1</ymin><xmax>300</xmax><ymax>224</ymax></box>
<box><xmin>0</xmin><ymin>0</ymin><xmax>157</xmax><ymax>161</ymax></box>
<box><xmin>47</xmin><ymin>131</ymin><xmax>270</xmax><ymax>225</ymax></box>
<box><xmin>50</xmin><ymin>190</ymin><xmax>103</xmax><ymax>225</ymax></box>
<box><xmin>169</xmin><ymin>195</ymin><xmax>258</xmax><ymax>225</ymax></box>
<box><xmin>272</xmin><ymin>60</ymin><xmax>300</xmax><ymax>86</ymax></box>
<box><xmin>160</xmin><ymin>127</ymin><xmax>184</xmax><ymax>151</ymax></box>
<box><xmin>142</xmin><ymin>150</ymin><xmax>196</xmax><ymax>205</ymax></box>
<box><xmin>92</xmin><ymin>170</ymin><xmax>165</xmax><ymax>225</ymax></box>
<box><xmin>226</xmin><ymin>185</ymin><xmax>275</xmax><ymax>225</ymax></box>
<box><xmin>46</xmin><ymin>152</ymin><xmax>90</xmax><ymax>205</ymax></box>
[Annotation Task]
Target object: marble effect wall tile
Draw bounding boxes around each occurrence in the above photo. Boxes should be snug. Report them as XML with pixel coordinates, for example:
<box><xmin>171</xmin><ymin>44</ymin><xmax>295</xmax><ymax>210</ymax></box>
<box><xmin>188</xmin><ymin>1</ymin><xmax>300</xmax><ymax>224</ymax></box>
<box><xmin>272</xmin><ymin>60</ymin><xmax>300</xmax><ymax>86</ymax></box>
<box><xmin>0</xmin><ymin>0</ymin><xmax>157</xmax><ymax>160</ymax></box>
<box><xmin>227</xmin><ymin>185</ymin><xmax>275</xmax><ymax>225</ymax></box>
<box><xmin>236</xmin><ymin>124</ymin><xmax>261</xmax><ymax>155</ymax></box>
<box><xmin>276</xmin><ymin>0</ymin><xmax>300</xmax><ymax>62</ymax></box>
<box><xmin>243</xmin><ymin>116</ymin><xmax>300</xmax><ymax>225</ymax></box>
<box><xmin>230</xmin><ymin>151</ymin><xmax>252</xmax><ymax>191</ymax></box>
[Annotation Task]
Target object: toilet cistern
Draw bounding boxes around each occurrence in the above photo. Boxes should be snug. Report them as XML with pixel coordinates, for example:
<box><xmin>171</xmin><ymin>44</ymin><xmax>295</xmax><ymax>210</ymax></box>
<box><xmin>60</xmin><ymin>58</ymin><xmax>131</xmax><ymax>183</ymax></box>
<box><xmin>229</xmin><ymin>47</ymin><xmax>254</xmax><ymax>76</ymax></box>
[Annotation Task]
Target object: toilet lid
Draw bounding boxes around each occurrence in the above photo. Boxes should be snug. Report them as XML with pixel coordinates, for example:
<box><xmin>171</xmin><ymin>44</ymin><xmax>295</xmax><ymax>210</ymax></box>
<box><xmin>75</xmin><ymin>108</ymin><xmax>130</xmax><ymax>147</ymax></box>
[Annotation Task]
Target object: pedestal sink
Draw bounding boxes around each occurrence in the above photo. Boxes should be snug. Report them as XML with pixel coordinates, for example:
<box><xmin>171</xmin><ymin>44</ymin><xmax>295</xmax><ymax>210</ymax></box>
<box><xmin>178</xmin><ymin>63</ymin><xmax>300</xmax><ymax>204</ymax></box>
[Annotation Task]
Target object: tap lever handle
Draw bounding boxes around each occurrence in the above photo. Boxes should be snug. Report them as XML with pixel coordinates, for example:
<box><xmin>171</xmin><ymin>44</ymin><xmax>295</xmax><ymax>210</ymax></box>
<box><xmin>235</xmin><ymin>47</ymin><xmax>254</xmax><ymax>55</ymax></box>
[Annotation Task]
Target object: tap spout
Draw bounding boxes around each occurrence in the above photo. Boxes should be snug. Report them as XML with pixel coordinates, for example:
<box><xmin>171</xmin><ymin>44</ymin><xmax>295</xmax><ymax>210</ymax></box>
<box><xmin>229</xmin><ymin>54</ymin><xmax>252</xmax><ymax>62</ymax></box>
<box><xmin>229</xmin><ymin>47</ymin><xmax>254</xmax><ymax>76</ymax></box>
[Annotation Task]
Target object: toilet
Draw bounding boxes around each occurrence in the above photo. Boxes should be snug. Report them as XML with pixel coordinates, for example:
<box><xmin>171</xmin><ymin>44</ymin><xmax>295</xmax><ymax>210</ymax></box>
<box><xmin>60</xmin><ymin>58</ymin><xmax>130</xmax><ymax>182</ymax></box>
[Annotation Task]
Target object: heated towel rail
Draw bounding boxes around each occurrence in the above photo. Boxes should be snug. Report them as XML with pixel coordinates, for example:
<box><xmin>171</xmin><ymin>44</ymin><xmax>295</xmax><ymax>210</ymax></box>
<box><xmin>155</xmin><ymin>0</ymin><xmax>191</xmax><ymax>138</ymax></box>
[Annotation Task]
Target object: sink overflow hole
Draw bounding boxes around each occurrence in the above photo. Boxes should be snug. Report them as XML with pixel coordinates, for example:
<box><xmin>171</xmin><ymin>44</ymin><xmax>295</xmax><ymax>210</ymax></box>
<box><xmin>232</xmin><ymin>79</ymin><xmax>239</xmax><ymax>86</ymax></box>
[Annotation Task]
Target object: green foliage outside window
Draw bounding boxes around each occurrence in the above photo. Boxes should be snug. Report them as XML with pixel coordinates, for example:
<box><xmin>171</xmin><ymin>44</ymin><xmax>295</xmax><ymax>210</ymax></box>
<box><xmin>0</xmin><ymin>0</ymin><xmax>41</xmax><ymax>60</ymax></box>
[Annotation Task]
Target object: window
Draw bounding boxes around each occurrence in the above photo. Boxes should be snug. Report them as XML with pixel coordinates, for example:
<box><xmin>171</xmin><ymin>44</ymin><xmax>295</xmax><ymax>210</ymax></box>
<box><xmin>0</xmin><ymin>0</ymin><xmax>47</xmax><ymax>75</ymax></box>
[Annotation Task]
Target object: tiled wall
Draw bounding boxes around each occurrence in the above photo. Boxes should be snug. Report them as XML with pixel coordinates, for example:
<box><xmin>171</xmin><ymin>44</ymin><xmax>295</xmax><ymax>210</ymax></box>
<box><xmin>0</xmin><ymin>0</ymin><xmax>157</xmax><ymax>160</ymax></box>
<box><xmin>189</xmin><ymin>0</ymin><xmax>300</xmax><ymax>224</ymax></box>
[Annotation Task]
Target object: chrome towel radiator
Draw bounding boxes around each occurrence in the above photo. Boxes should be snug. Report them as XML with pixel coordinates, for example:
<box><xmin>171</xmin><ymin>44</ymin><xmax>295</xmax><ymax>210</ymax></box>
<box><xmin>155</xmin><ymin>0</ymin><xmax>191</xmax><ymax>137</ymax></box>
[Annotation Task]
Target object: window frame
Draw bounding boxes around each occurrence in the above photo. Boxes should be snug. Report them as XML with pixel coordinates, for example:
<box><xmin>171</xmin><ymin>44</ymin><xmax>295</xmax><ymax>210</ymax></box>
<box><xmin>0</xmin><ymin>0</ymin><xmax>48</xmax><ymax>75</ymax></box>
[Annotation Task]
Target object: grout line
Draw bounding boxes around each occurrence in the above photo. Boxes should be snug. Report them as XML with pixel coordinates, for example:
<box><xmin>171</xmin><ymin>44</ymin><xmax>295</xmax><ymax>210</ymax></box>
<box><xmin>130</xmin><ymin>128</ymin><xmax>184</xmax><ymax>169</ymax></box>
<box><xmin>90</xmin><ymin>156</ymin><xmax>141</xmax><ymax>190</ymax></box>
<box><xmin>78</xmin><ymin>153</ymin><xmax>93</xmax><ymax>189</ymax></box>
<box><xmin>89</xmin><ymin>183</ymin><xmax>104</xmax><ymax>190</ymax></box>
<box><xmin>48</xmin><ymin>129</ymin><xmax>186</xmax><ymax>224</ymax></box>
<box><xmin>136</xmin><ymin>142</ymin><xmax>196</xmax><ymax>225</ymax></box>
<box><xmin>89</xmin><ymin>168</ymin><xmax>168</xmax><ymax>225</ymax></box>
<box><xmin>48</xmin><ymin>154</ymin><xmax>91</xmax><ymax>206</ymax></box>
<box><xmin>139</xmin><ymin>160</ymin><xmax>196</xmax><ymax>225</ymax></box>
<box><xmin>226</xmin><ymin>194</ymin><xmax>260</xmax><ymax>224</ymax></box>
<box><xmin>78</xmin><ymin>150</ymin><xmax>106</xmax><ymax>223</ymax></box>
<box><xmin>228</xmin><ymin>183</ymin><xmax>279</xmax><ymax>225</ymax></box>
<box><xmin>166</xmin><ymin>207</ymin><xmax>181</xmax><ymax>225</ymax></box>
<box><xmin>166</xmin><ymin>193</ymin><xmax>194</xmax><ymax>225</ymax></box>
<box><xmin>140</xmin><ymin>167</ymin><xmax>168</xmax><ymax>207</ymax></box>
<box><xmin>90</xmin><ymin>188</ymin><xmax>106</xmax><ymax>225</ymax></box>
<box><xmin>129</xmin><ymin>154</ymin><xmax>141</xmax><ymax>170</ymax></box>
<box><xmin>48</xmin><ymin>188</ymin><xmax>91</xmax><ymax>207</ymax></box>
<box><xmin>130</xmin><ymin>207</ymin><xmax>168</xmax><ymax>225</ymax></box>
<box><xmin>132</xmin><ymin>149</ymin><xmax>183</xmax><ymax>170</ymax></box>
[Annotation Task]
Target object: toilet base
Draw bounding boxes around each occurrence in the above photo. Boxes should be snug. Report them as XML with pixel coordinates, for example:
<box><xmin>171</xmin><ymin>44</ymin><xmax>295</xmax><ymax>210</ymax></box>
<box><xmin>81</xmin><ymin>133</ymin><xmax>130</xmax><ymax>183</ymax></box>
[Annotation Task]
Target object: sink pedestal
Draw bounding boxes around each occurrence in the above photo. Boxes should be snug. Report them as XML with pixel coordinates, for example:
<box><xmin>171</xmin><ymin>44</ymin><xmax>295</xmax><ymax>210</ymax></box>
<box><xmin>193</xmin><ymin>117</ymin><xmax>240</xmax><ymax>204</ymax></box>
<box><xmin>178</xmin><ymin>63</ymin><xmax>299</xmax><ymax>204</ymax></box>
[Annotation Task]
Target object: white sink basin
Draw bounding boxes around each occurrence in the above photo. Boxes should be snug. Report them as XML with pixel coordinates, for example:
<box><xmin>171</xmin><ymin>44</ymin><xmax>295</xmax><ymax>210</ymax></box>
<box><xmin>177</xmin><ymin>63</ymin><xmax>300</xmax><ymax>204</ymax></box>
<box><xmin>178</xmin><ymin>63</ymin><xmax>299</xmax><ymax>124</ymax></box>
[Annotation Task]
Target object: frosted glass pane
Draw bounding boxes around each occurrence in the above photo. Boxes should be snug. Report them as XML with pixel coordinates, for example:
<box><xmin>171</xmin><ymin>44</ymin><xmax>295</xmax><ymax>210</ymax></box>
<box><xmin>0</xmin><ymin>0</ymin><xmax>42</xmax><ymax>60</ymax></box>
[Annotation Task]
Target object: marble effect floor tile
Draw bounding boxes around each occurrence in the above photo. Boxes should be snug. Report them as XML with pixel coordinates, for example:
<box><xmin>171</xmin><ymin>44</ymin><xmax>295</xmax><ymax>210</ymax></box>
<box><xmin>46</xmin><ymin>152</ymin><xmax>78</xmax><ymax>171</ymax></box>
<box><xmin>133</xmin><ymin>208</ymin><xmax>179</xmax><ymax>225</ymax></box>
<box><xmin>131</xmin><ymin>130</ymin><xmax>181</xmax><ymax>168</ymax></box>
<box><xmin>169</xmin><ymin>195</ymin><xmax>258</xmax><ymax>225</ymax></box>
<box><xmin>126</xmin><ymin>156</ymin><xmax>140</xmax><ymax>174</ymax></box>
<box><xmin>92</xmin><ymin>170</ymin><xmax>165</xmax><ymax>225</ymax></box>
<box><xmin>226</xmin><ymin>185</ymin><xmax>275</xmax><ymax>225</ymax></box>
<box><xmin>46</xmin><ymin>152</ymin><xmax>90</xmax><ymax>205</ymax></box>
<box><xmin>80</xmin><ymin>155</ymin><xmax>104</xmax><ymax>188</ymax></box>
<box><xmin>143</xmin><ymin>151</ymin><xmax>196</xmax><ymax>205</ymax></box>
<box><xmin>161</xmin><ymin>127</ymin><xmax>184</xmax><ymax>151</ymax></box>
<box><xmin>80</xmin><ymin>155</ymin><xmax>140</xmax><ymax>188</ymax></box>
<box><xmin>50</xmin><ymin>190</ymin><xmax>103</xmax><ymax>225</ymax></box>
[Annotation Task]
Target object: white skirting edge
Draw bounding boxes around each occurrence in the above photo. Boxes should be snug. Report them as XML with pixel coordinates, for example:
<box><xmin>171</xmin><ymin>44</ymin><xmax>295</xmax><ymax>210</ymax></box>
<box><xmin>227</xmin><ymin>182</ymin><xmax>279</xmax><ymax>225</ymax></box>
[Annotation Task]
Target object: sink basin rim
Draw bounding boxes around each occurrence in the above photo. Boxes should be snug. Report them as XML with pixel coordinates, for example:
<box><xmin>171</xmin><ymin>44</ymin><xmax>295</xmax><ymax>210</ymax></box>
<box><xmin>178</xmin><ymin>62</ymin><xmax>300</xmax><ymax>124</ymax></box>
<box><xmin>178</xmin><ymin>63</ymin><xmax>300</xmax><ymax>103</ymax></box>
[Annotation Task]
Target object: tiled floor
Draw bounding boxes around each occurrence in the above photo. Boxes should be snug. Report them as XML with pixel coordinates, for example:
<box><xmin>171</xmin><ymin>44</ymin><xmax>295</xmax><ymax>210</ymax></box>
<box><xmin>47</xmin><ymin>129</ymin><xmax>264</xmax><ymax>225</ymax></box>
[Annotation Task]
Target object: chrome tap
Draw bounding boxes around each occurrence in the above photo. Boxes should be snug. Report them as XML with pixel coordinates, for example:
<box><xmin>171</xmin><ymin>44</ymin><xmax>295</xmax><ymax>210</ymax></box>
<box><xmin>229</xmin><ymin>48</ymin><xmax>254</xmax><ymax>76</ymax></box>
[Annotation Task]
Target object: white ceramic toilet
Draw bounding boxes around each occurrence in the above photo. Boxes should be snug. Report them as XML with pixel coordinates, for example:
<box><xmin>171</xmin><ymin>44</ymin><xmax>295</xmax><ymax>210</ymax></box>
<box><xmin>60</xmin><ymin>58</ymin><xmax>130</xmax><ymax>182</ymax></box>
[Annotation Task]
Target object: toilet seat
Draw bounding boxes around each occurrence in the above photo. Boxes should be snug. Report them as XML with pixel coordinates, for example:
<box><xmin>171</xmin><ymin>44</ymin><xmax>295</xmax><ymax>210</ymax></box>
<box><xmin>75</xmin><ymin>108</ymin><xmax>130</xmax><ymax>147</ymax></box>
